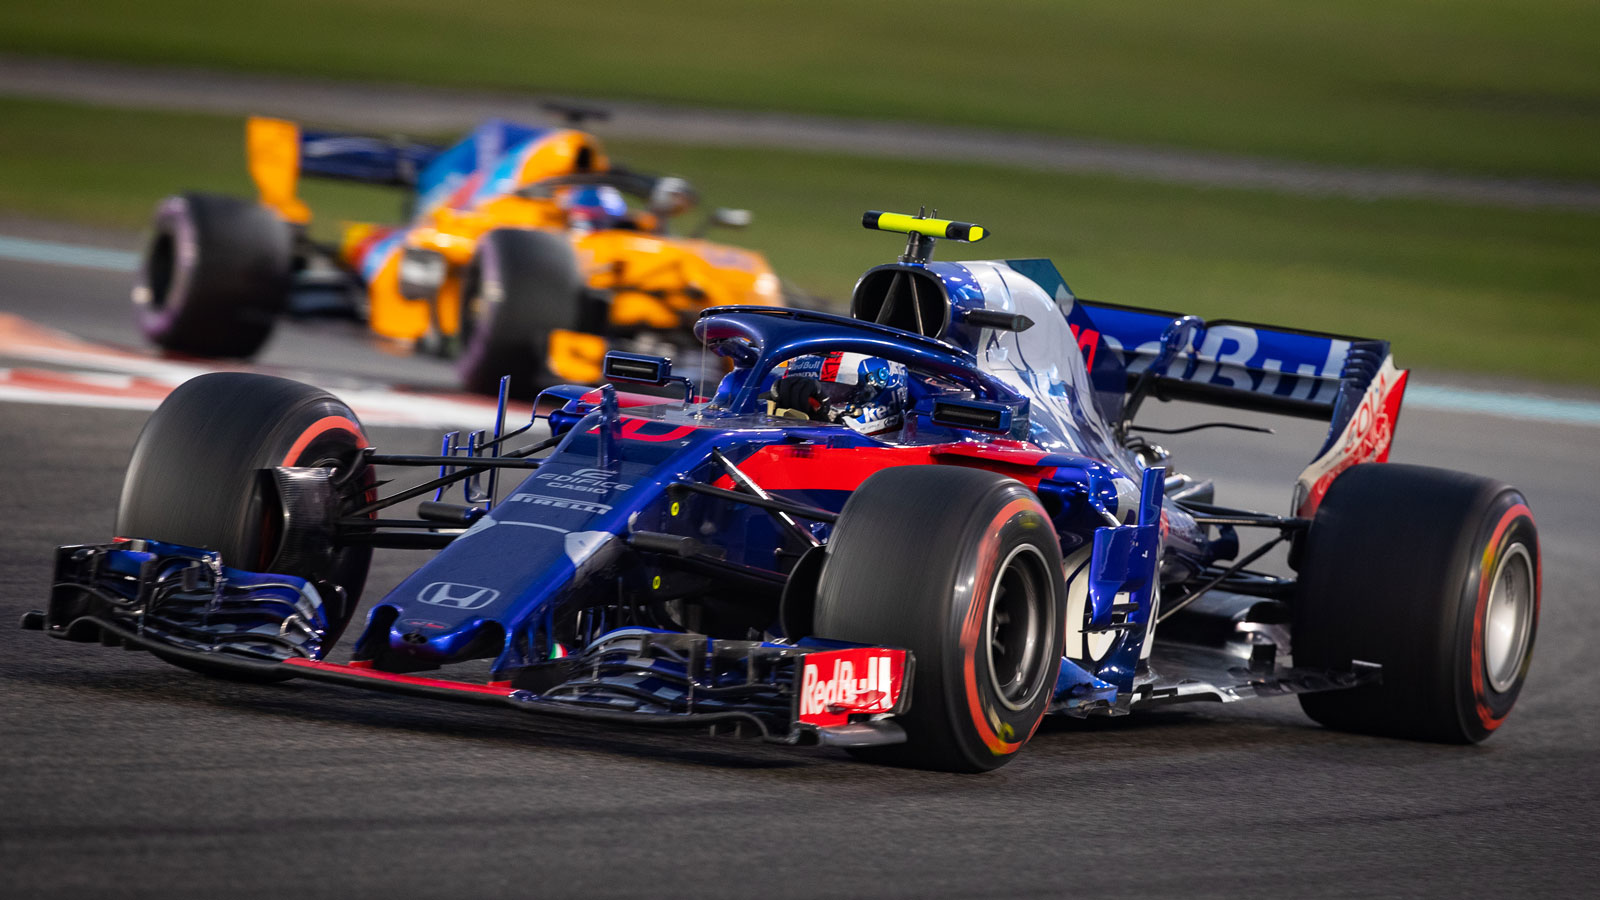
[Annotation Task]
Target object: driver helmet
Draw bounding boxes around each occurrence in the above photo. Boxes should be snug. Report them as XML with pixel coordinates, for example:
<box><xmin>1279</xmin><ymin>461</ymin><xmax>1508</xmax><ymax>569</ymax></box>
<box><xmin>562</xmin><ymin>185</ymin><xmax>628</xmax><ymax>232</ymax></box>
<box><xmin>779</xmin><ymin>351</ymin><xmax>908</xmax><ymax>436</ymax></box>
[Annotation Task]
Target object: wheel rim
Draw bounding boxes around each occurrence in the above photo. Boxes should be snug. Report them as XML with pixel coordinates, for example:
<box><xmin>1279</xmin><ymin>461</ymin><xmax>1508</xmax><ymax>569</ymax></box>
<box><xmin>985</xmin><ymin>544</ymin><xmax>1051</xmax><ymax>711</ymax></box>
<box><xmin>1484</xmin><ymin>542</ymin><xmax>1535</xmax><ymax>693</ymax></box>
<box><xmin>144</xmin><ymin>233</ymin><xmax>175</xmax><ymax>311</ymax></box>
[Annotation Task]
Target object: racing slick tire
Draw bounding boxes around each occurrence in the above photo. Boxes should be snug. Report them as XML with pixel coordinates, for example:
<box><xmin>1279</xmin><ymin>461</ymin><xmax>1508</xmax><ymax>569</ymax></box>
<box><xmin>133</xmin><ymin>192</ymin><xmax>292</xmax><ymax>358</ymax></box>
<box><xmin>814</xmin><ymin>466</ymin><xmax>1064</xmax><ymax>772</ymax></box>
<box><xmin>115</xmin><ymin>373</ymin><xmax>375</xmax><ymax>677</ymax></box>
<box><xmin>1293</xmin><ymin>463</ymin><xmax>1540</xmax><ymax>743</ymax></box>
<box><xmin>457</xmin><ymin>228</ymin><xmax>590</xmax><ymax>397</ymax></box>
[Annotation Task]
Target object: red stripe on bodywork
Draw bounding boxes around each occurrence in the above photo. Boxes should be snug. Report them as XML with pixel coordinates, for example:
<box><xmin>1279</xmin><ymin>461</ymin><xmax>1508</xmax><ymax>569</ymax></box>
<box><xmin>445</xmin><ymin>172</ymin><xmax>486</xmax><ymax>210</ymax></box>
<box><xmin>282</xmin><ymin>658</ymin><xmax>511</xmax><ymax>695</ymax></box>
<box><xmin>714</xmin><ymin>442</ymin><xmax>1052</xmax><ymax>493</ymax></box>
<box><xmin>584</xmin><ymin>414</ymin><xmax>700</xmax><ymax>442</ymax></box>
<box><xmin>715</xmin><ymin>445</ymin><xmax>937</xmax><ymax>492</ymax></box>
<box><xmin>579</xmin><ymin>389</ymin><xmax>686</xmax><ymax>408</ymax></box>
<box><xmin>347</xmin><ymin>226</ymin><xmax>399</xmax><ymax>269</ymax></box>
<box><xmin>929</xmin><ymin>441</ymin><xmax>1049</xmax><ymax>471</ymax></box>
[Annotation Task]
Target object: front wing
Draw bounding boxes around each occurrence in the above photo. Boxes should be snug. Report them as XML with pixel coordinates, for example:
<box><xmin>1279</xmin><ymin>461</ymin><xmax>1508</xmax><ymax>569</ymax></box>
<box><xmin>29</xmin><ymin>540</ymin><xmax>913</xmax><ymax>749</ymax></box>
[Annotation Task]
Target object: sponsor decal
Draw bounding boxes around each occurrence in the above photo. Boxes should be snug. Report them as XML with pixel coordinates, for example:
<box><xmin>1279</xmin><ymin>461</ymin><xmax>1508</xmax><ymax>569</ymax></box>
<box><xmin>819</xmin><ymin>352</ymin><xmax>842</xmax><ymax>382</ymax></box>
<box><xmin>417</xmin><ymin>581</ymin><xmax>500</xmax><ymax>610</ymax></box>
<box><xmin>1068</xmin><ymin>323</ymin><xmax>1100</xmax><ymax>370</ymax></box>
<box><xmin>506</xmin><ymin>493</ymin><xmax>612</xmax><ymax>515</ymax></box>
<box><xmin>587</xmin><ymin>417</ymin><xmax>700</xmax><ymax>443</ymax></box>
<box><xmin>401</xmin><ymin>618</ymin><xmax>451</xmax><ymax>631</ymax></box>
<box><xmin>797</xmin><ymin>648</ymin><xmax>908</xmax><ymax>728</ymax></box>
<box><xmin>1091</xmin><ymin>308</ymin><xmax>1355</xmax><ymax>404</ymax></box>
<box><xmin>1295</xmin><ymin>359</ymin><xmax>1409</xmax><ymax>517</ymax></box>
<box><xmin>532</xmin><ymin>467</ymin><xmax>633</xmax><ymax>495</ymax></box>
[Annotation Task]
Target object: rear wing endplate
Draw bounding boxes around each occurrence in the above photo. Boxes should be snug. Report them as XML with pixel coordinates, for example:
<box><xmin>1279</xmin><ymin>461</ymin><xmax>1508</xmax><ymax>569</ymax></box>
<box><xmin>246</xmin><ymin>117</ymin><xmax>442</xmax><ymax>224</ymax></box>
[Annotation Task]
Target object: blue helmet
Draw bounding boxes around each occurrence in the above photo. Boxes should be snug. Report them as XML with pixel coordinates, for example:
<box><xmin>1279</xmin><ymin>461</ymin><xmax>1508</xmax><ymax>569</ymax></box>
<box><xmin>563</xmin><ymin>185</ymin><xmax>628</xmax><ymax>230</ymax></box>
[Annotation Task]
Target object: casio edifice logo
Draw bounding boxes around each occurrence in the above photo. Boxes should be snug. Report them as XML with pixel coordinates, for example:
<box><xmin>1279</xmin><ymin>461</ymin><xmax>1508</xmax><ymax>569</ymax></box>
<box><xmin>534</xmin><ymin>467</ymin><xmax>634</xmax><ymax>495</ymax></box>
<box><xmin>417</xmin><ymin>582</ymin><xmax>500</xmax><ymax>610</ymax></box>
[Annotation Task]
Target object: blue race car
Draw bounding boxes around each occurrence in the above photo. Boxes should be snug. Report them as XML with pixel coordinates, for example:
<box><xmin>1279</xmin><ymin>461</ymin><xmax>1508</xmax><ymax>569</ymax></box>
<box><xmin>27</xmin><ymin>211</ymin><xmax>1541</xmax><ymax>771</ymax></box>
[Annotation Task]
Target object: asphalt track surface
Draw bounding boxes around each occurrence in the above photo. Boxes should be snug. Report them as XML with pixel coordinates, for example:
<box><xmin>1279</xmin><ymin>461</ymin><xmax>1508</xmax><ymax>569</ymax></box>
<box><xmin>2</xmin><ymin>253</ymin><xmax>1599</xmax><ymax>898</ymax></box>
<box><xmin>3</xmin><ymin>53</ymin><xmax>1599</xmax><ymax>213</ymax></box>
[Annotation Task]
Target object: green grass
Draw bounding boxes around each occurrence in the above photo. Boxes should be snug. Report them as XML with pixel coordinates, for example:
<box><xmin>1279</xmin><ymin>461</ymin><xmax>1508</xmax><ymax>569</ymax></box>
<box><xmin>2</xmin><ymin>1</ymin><xmax>1598</xmax><ymax>181</ymax></box>
<box><xmin>2</xmin><ymin>96</ymin><xmax>1597</xmax><ymax>386</ymax></box>
<box><xmin>0</xmin><ymin>100</ymin><xmax>403</xmax><ymax>233</ymax></box>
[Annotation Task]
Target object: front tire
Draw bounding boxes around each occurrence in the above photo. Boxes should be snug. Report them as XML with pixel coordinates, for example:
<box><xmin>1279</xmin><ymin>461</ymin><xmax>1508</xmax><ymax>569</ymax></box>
<box><xmin>457</xmin><ymin>228</ymin><xmax>592</xmax><ymax>396</ymax></box>
<box><xmin>116</xmin><ymin>373</ymin><xmax>374</xmax><ymax>657</ymax></box>
<box><xmin>1293</xmin><ymin>463</ymin><xmax>1540</xmax><ymax>743</ymax></box>
<box><xmin>133</xmin><ymin>193</ymin><xmax>291</xmax><ymax>358</ymax></box>
<box><xmin>814</xmin><ymin>466</ymin><xmax>1064</xmax><ymax>772</ymax></box>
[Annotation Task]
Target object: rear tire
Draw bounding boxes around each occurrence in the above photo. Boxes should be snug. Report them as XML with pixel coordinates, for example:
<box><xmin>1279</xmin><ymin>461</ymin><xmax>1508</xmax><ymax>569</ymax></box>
<box><xmin>116</xmin><ymin>373</ymin><xmax>374</xmax><ymax>674</ymax></box>
<box><xmin>133</xmin><ymin>193</ymin><xmax>291</xmax><ymax>358</ymax></box>
<box><xmin>457</xmin><ymin>228</ymin><xmax>591</xmax><ymax>397</ymax></box>
<box><xmin>1294</xmin><ymin>463</ymin><xmax>1540</xmax><ymax>743</ymax></box>
<box><xmin>814</xmin><ymin>466</ymin><xmax>1064</xmax><ymax>772</ymax></box>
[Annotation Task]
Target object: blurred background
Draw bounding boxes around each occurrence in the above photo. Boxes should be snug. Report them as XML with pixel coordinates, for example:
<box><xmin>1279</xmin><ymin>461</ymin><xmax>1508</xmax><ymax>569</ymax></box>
<box><xmin>0</xmin><ymin>0</ymin><xmax>1595</xmax><ymax>385</ymax></box>
<box><xmin>4</xmin><ymin>9</ymin><xmax>1600</xmax><ymax>896</ymax></box>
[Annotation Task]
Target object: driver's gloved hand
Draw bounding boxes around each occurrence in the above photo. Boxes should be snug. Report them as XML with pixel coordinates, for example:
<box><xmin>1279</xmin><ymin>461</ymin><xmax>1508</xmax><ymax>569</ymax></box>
<box><xmin>770</xmin><ymin>376</ymin><xmax>831</xmax><ymax>421</ymax></box>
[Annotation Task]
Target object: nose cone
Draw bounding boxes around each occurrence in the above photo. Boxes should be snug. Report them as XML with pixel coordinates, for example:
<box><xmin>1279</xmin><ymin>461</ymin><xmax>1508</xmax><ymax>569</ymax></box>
<box><xmin>386</xmin><ymin>614</ymin><xmax>506</xmax><ymax>665</ymax></box>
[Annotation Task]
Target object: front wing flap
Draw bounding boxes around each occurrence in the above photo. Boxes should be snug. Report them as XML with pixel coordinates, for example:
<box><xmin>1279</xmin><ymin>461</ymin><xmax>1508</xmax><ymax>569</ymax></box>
<box><xmin>45</xmin><ymin>539</ymin><xmax>333</xmax><ymax>661</ymax></box>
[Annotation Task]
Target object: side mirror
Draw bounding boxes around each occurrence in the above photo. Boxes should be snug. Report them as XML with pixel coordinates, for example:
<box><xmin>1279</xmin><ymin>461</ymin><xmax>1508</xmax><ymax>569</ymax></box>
<box><xmin>710</xmin><ymin>207</ymin><xmax>752</xmax><ymax>229</ymax></box>
<box><xmin>397</xmin><ymin>247</ymin><xmax>448</xmax><ymax>301</ymax></box>
<box><xmin>602</xmin><ymin>351</ymin><xmax>695</xmax><ymax>401</ymax></box>
<box><xmin>693</xmin><ymin>207</ymin><xmax>753</xmax><ymax>238</ymax></box>
<box><xmin>648</xmin><ymin>176</ymin><xmax>698</xmax><ymax>218</ymax></box>
<box><xmin>603</xmin><ymin>351</ymin><xmax>672</xmax><ymax>385</ymax></box>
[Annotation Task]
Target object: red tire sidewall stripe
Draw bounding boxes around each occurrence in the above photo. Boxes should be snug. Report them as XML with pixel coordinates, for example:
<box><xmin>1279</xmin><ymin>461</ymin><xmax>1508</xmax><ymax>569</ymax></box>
<box><xmin>959</xmin><ymin>495</ymin><xmax>1041</xmax><ymax>757</ymax></box>
<box><xmin>1470</xmin><ymin>502</ymin><xmax>1535</xmax><ymax>732</ymax></box>
<box><xmin>280</xmin><ymin>415</ymin><xmax>366</xmax><ymax>467</ymax></box>
<box><xmin>259</xmin><ymin>414</ymin><xmax>369</xmax><ymax>569</ymax></box>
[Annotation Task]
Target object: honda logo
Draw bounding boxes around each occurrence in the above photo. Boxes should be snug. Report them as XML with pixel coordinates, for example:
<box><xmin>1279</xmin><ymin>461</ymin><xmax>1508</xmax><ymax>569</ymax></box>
<box><xmin>417</xmin><ymin>582</ymin><xmax>500</xmax><ymax>610</ymax></box>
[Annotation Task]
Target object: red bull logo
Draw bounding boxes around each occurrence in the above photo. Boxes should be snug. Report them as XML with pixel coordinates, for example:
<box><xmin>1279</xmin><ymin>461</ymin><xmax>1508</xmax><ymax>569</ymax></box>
<box><xmin>797</xmin><ymin>648</ymin><xmax>908</xmax><ymax>727</ymax></box>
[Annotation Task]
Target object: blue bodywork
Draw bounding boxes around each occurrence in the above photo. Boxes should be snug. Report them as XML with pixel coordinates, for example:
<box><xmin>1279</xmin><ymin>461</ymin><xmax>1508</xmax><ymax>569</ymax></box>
<box><xmin>46</xmin><ymin>251</ymin><xmax>1397</xmax><ymax>734</ymax></box>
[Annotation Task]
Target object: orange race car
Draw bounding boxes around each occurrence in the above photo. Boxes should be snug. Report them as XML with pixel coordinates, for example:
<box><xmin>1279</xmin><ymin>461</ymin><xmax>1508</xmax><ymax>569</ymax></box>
<box><xmin>132</xmin><ymin>110</ymin><xmax>782</xmax><ymax>394</ymax></box>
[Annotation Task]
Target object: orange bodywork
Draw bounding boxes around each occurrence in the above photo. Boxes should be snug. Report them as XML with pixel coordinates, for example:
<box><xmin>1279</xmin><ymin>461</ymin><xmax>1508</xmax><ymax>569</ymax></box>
<box><xmin>247</xmin><ymin>116</ymin><xmax>780</xmax><ymax>349</ymax></box>
<box><xmin>355</xmin><ymin>203</ymin><xmax>780</xmax><ymax>344</ymax></box>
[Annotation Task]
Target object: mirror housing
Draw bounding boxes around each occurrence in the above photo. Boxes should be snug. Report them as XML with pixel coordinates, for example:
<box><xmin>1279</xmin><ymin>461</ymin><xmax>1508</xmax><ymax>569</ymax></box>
<box><xmin>648</xmin><ymin>176</ymin><xmax>698</xmax><ymax>218</ymax></box>
<box><xmin>603</xmin><ymin>351</ymin><xmax>672</xmax><ymax>385</ymax></box>
<box><xmin>693</xmin><ymin>207</ymin><xmax>754</xmax><ymax>238</ymax></box>
<box><xmin>710</xmin><ymin>207</ymin><xmax>752</xmax><ymax>229</ymax></box>
<box><xmin>602</xmin><ymin>351</ymin><xmax>696</xmax><ymax>401</ymax></box>
<box><xmin>397</xmin><ymin>247</ymin><xmax>447</xmax><ymax>301</ymax></box>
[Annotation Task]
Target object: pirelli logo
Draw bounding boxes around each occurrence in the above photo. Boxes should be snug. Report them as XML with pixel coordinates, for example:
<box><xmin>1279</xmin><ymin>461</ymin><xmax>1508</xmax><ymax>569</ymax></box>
<box><xmin>507</xmin><ymin>493</ymin><xmax>612</xmax><ymax>515</ymax></box>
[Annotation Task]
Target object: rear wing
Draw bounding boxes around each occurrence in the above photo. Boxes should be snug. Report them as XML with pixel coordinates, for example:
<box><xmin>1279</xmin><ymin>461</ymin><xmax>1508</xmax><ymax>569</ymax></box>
<box><xmin>246</xmin><ymin>117</ymin><xmax>442</xmax><ymax>224</ymax></box>
<box><xmin>1079</xmin><ymin>299</ymin><xmax>1409</xmax><ymax>517</ymax></box>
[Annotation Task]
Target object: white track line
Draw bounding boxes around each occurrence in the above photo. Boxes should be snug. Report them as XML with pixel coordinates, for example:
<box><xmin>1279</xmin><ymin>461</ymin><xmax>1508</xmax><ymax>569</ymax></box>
<box><xmin>0</xmin><ymin>312</ymin><xmax>516</xmax><ymax>429</ymax></box>
<box><xmin>0</xmin><ymin>235</ymin><xmax>139</xmax><ymax>271</ymax></box>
